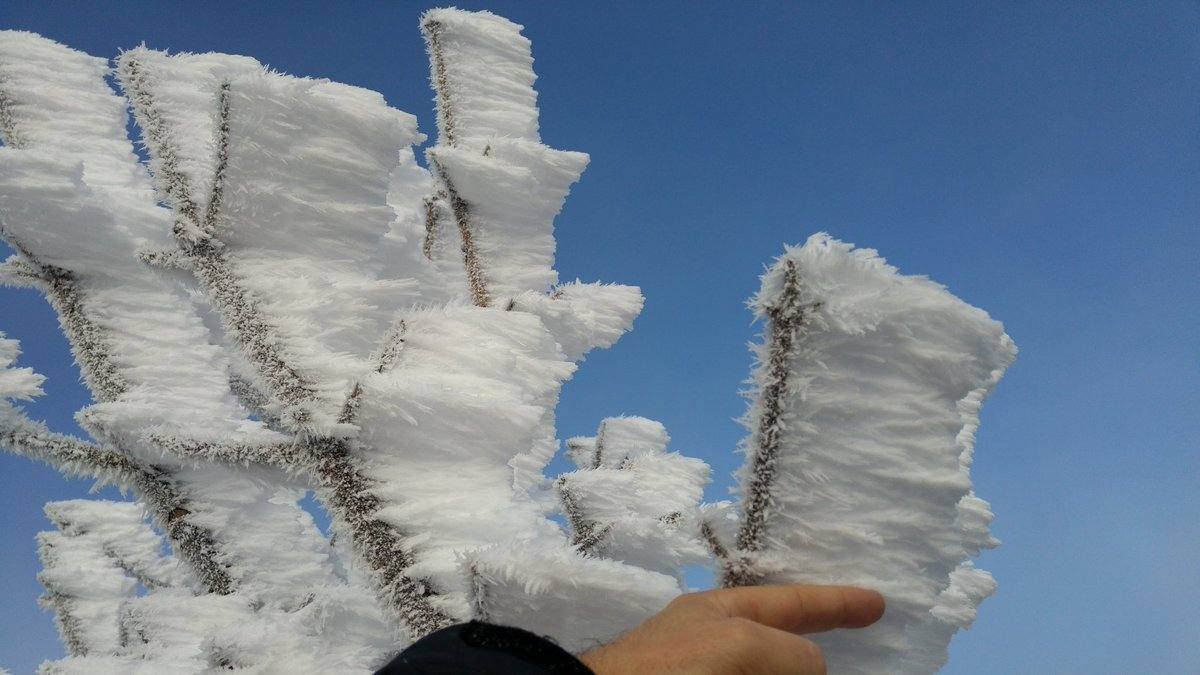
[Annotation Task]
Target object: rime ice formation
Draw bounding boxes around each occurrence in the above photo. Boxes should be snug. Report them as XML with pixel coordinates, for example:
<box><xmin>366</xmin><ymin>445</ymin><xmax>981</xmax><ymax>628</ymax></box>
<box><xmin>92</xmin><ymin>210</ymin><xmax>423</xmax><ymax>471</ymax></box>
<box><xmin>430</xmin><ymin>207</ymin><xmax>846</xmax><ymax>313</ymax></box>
<box><xmin>720</xmin><ymin>234</ymin><xmax>1016</xmax><ymax>673</ymax></box>
<box><xmin>0</xmin><ymin>9</ymin><xmax>1014</xmax><ymax>674</ymax></box>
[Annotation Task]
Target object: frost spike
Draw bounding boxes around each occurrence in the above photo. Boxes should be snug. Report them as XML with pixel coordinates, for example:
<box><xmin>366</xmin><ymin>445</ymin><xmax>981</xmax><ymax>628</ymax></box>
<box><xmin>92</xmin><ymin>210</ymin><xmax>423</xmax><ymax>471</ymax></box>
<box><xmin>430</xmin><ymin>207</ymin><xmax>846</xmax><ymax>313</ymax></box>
<box><xmin>464</xmin><ymin>543</ymin><xmax>681</xmax><ymax>655</ymax></box>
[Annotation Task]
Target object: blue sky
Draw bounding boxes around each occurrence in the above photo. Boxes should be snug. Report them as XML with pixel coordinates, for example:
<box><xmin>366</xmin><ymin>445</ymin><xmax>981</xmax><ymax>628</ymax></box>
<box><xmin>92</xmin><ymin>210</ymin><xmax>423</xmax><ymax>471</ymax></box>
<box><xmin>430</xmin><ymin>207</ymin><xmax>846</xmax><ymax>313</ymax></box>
<box><xmin>1</xmin><ymin>1</ymin><xmax>1196</xmax><ymax>672</ymax></box>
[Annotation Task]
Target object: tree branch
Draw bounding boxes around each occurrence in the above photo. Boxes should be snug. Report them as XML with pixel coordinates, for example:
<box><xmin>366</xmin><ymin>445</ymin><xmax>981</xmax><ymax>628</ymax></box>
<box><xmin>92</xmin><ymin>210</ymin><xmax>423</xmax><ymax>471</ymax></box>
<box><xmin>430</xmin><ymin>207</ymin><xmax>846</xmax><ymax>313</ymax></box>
<box><xmin>1</xmin><ymin>419</ymin><xmax>235</xmax><ymax>594</ymax></box>
<box><xmin>724</xmin><ymin>259</ymin><xmax>811</xmax><ymax>587</ymax></box>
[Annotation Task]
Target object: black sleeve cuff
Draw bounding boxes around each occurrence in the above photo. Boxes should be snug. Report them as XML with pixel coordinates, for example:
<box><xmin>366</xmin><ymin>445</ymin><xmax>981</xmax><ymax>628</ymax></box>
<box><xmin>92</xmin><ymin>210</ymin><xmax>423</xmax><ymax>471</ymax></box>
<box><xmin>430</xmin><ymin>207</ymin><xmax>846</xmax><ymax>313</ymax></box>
<box><xmin>375</xmin><ymin>621</ymin><xmax>595</xmax><ymax>675</ymax></box>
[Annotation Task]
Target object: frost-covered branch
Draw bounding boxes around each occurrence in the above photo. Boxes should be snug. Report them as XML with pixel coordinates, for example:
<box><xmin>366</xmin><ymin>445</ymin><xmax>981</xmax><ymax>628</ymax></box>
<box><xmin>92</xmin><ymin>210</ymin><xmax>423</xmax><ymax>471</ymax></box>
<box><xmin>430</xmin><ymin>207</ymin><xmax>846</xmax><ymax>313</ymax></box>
<box><xmin>141</xmin><ymin>432</ymin><xmax>301</xmax><ymax>469</ymax></box>
<box><xmin>3</xmin><ymin>414</ymin><xmax>136</xmax><ymax>487</ymax></box>
<box><xmin>116</xmin><ymin>46</ymin><xmax>504</xmax><ymax>636</ymax></box>
<box><xmin>296</xmin><ymin>329</ymin><xmax>454</xmax><ymax>635</ymax></box>
<box><xmin>119</xmin><ymin>55</ymin><xmax>453</xmax><ymax>624</ymax></box>
<box><xmin>119</xmin><ymin>53</ymin><xmax>319</xmax><ymax>422</ymax></box>
<box><xmin>0</xmin><ymin>332</ymin><xmax>235</xmax><ymax>596</ymax></box>
<box><xmin>0</xmin><ymin>33</ymin><xmax>337</xmax><ymax>605</ymax></box>
<box><xmin>557</xmin><ymin>417</ymin><xmax>714</xmax><ymax>575</ymax></box>
<box><xmin>121</xmin><ymin>63</ymin><xmax>452</xmax><ymax>627</ymax></box>
<box><xmin>36</xmin><ymin>500</ymin><xmax>184</xmax><ymax>656</ymax></box>
<box><xmin>0</xmin><ymin>252</ymin><xmax>44</xmax><ymax>287</ymax></box>
<box><xmin>420</xmin><ymin>9</ymin><xmax>590</xmax><ymax>307</ymax></box>
<box><xmin>0</xmin><ymin>242</ymin><xmax>130</xmax><ymax>402</ymax></box>
<box><xmin>427</xmin><ymin>155</ymin><xmax>491</xmax><ymax>307</ymax></box>
<box><xmin>724</xmin><ymin>257</ymin><xmax>813</xmax><ymax>585</ymax></box>
<box><xmin>4</xmin><ymin>425</ymin><xmax>235</xmax><ymax>595</ymax></box>
<box><xmin>1</xmin><ymin>419</ymin><xmax>236</xmax><ymax>596</ymax></box>
<box><xmin>556</xmin><ymin>477</ymin><xmax>611</xmax><ymax>556</ymax></box>
<box><xmin>724</xmin><ymin>234</ymin><xmax>1016</xmax><ymax>673</ymax></box>
<box><xmin>226</xmin><ymin>370</ymin><xmax>283</xmax><ymax>429</ymax></box>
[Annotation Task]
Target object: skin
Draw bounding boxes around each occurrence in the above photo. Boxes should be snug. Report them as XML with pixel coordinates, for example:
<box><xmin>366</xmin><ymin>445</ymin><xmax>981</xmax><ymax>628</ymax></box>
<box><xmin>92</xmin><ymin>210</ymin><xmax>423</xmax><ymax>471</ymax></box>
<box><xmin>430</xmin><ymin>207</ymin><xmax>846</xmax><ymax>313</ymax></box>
<box><xmin>579</xmin><ymin>585</ymin><xmax>886</xmax><ymax>675</ymax></box>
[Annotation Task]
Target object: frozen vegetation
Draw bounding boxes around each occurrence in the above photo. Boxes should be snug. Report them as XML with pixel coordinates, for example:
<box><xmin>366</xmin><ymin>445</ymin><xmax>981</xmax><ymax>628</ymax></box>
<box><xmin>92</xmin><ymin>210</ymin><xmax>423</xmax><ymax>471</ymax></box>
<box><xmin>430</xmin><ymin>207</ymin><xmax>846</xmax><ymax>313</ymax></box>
<box><xmin>0</xmin><ymin>8</ymin><xmax>1014</xmax><ymax>673</ymax></box>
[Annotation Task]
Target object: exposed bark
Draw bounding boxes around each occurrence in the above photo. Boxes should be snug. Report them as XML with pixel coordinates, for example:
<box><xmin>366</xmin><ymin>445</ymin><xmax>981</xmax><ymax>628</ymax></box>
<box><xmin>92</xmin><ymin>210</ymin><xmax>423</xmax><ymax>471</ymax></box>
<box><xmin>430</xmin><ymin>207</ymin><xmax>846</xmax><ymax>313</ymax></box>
<box><xmin>723</xmin><ymin>260</ymin><xmax>811</xmax><ymax>587</ymax></box>
<box><xmin>555</xmin><ymin>477</ymin><xmax>610</xmax><ymax>557</ymax></box>
<box><xmin>0</xmin><ymin>82</ymin><xmax>22</xmax><ymax>147</ymax></box>
<box><xmin>421</xmin><ymin>19</ymin><xmax>457</xmax><ymax>147</ymax></box>
<box><xmin>374</xmin><ymin>320</ymin><xmax>407</xmax><ymax>374</ymax></box>
<box><xmin>422</xmin><ymin>193</ymin><xmax>446</xmax><ymax>262</ymax></box>
<box><xmin>700</xmin><ymin>520</ymin><xmax>730</xmax><ymax>561</ymax></box>
<box><xmin>428</xmin><ymin>155</ymin><xmax>490</xmax><ymax>307</ymax></box>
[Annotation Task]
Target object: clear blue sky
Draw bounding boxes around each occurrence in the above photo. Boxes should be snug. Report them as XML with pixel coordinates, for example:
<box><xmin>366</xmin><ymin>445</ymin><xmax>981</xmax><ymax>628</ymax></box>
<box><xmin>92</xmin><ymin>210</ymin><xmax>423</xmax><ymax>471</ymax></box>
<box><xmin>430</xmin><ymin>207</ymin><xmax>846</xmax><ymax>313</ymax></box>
<box><xmin>1</xmin><ymin>1</ymin><xmax>1196</xmax><ymax>672</ymax></box>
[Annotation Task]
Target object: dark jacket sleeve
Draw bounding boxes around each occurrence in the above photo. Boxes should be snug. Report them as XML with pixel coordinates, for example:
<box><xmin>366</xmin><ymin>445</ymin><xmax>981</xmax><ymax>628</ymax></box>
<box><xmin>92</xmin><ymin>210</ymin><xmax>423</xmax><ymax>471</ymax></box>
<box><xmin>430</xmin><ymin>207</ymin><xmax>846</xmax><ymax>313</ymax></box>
<box><xmin>374</xmin><ymin>621</ymin><xmax>595</xmax><ymax>674</ymax></box>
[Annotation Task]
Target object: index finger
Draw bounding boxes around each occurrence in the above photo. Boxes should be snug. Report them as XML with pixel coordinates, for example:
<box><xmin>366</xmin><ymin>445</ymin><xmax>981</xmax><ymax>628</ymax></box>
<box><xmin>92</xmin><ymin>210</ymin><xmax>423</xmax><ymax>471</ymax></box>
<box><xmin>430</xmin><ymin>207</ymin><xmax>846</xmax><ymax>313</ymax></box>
<box><xmin>697</xmin><ymin>584</ymin><xmax>885</xmax><ymax>634</ymax></box>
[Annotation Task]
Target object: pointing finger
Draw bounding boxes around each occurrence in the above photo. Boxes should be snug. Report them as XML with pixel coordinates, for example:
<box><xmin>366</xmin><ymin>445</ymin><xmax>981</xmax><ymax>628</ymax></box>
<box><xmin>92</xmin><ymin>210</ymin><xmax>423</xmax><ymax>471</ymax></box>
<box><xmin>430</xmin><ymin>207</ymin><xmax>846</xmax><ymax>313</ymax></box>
<box><xmin>694</xmin><ymin>584</ymin><xmax>885</xmax><ymax>634</ymax></box>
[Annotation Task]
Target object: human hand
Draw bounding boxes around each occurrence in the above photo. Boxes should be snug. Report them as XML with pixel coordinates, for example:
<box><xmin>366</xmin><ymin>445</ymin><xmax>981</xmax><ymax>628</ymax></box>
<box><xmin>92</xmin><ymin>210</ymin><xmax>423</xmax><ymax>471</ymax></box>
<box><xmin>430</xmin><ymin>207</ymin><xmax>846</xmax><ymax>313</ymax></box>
<box><xmin>578</xmin><ymin>585</ymin><xmax>885</xmax><ymax>674</ymax></box>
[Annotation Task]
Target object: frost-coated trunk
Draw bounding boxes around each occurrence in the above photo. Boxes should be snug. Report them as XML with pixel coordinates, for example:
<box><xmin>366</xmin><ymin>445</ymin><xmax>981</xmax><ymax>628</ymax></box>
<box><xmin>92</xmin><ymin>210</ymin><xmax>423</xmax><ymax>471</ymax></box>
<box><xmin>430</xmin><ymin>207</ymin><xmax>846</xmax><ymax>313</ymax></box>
<box><xmin>0</xmin><ymin>9</ymin><xmax>1014</xmax><ymax>674</ymax></box>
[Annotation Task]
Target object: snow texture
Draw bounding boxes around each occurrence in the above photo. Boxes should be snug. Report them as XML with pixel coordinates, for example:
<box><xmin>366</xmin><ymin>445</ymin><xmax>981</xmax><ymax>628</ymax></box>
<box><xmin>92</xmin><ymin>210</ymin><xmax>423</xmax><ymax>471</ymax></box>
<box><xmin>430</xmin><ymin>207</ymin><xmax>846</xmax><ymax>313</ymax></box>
<box><xmin>726</xmin><ymin>233</ymin><xmax>1016</xmax><ymax>674</ymax></box>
